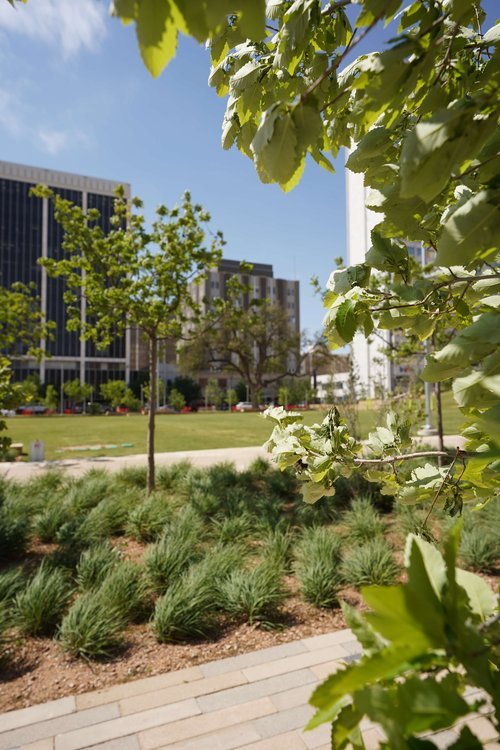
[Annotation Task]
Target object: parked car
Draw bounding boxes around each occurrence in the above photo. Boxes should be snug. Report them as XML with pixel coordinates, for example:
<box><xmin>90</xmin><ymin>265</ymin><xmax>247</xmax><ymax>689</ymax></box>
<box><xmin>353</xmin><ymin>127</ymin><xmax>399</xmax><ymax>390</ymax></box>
<box><xmin>234</xmin><ymin>401</ymin><xmax>254</xmax><ymax>412</ymax></box>
<box><xmin>16</xmin><ymin>404</ymin><xmax>48</xmax><ymax>415</ymax></box>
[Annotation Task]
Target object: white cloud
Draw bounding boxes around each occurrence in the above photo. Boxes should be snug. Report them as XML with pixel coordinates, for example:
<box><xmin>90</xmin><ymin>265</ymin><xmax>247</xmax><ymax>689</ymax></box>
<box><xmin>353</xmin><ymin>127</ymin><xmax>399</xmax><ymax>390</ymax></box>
<box><xmin>0</xmin><ymin>0</ymin><xmax>107</xmax><ymax>58</ymax></box>
<box><xmin>0</xmin><ymin>86</ymin><xmax>24</xmax><ymax>136</ymax></box>
<box><xmin>38</xmin><ymin>128</ymin><xmax>69</xmax><ymax>154</ymax></box>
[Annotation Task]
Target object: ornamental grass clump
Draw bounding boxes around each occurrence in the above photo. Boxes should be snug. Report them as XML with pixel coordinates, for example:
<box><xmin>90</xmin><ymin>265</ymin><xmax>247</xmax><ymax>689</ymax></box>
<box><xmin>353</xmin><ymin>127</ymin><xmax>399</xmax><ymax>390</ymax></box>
<box><xmin>219</xmin><ymin>559</ymin><xmax>287</xmax><ymax>626</ymax></box>
<box><xmin>144</xmin><ymin>507</ymin><xmax>203</xmax><ymax>592</ymax></box>
<box><xmin>261</xmin><ymin>528</ymin><xmax>294</xmax><ymax>571</ymax></box>
<box><xmin>342</xmin><ymin>497</ymin><xmax>385</xmax><ymax>543</ymax></box>
<box><xmin>99</xmin><ymin>561</ymin><xmax>149</xmax><ymax>622</ymax></box>
<box><xmin>459</xmin><ymin>526</ymin><xmax>499</xmax><ymax>572</ymax></box>
<box><xmin>210</xmin><ymin>513</ymin><xmax>254</xmax><ymax>545</ymax></box>
<box><xmin>341</xmin><ymin>539</ymin><xmax>399</xmax><ymax>588</ymax></box>
<box><xmin>58</xmin><ymin>593</ymin><xmax>125</xmax><ymax>659</ymax></box>
<box><xmin>294</xmin><ymin>526</ymin><xmax>343</xmax><ymax>608</ymax></box>
<box><xmin>127</xmin><ymin>492</ymin><xmax>174</xmax><ymax>542</ymax></box>
<box><xmin>15</xmin><ymin>563</ymin><xmax>72</xmax><ymax>636</ymax></box>
<box><xmin>76</xmin><ymin>541</ymin><xmax>122</xmax><ymax>591</ymax></box>
<box><xmin>36</xmin><ymin>501</ymin><xmax>72</xmax><ymax>544</ymax></box>
<box><xmin>0</xmin><ymin>504</ymin><xmax>31</xmax><ymax>561</ymax></box>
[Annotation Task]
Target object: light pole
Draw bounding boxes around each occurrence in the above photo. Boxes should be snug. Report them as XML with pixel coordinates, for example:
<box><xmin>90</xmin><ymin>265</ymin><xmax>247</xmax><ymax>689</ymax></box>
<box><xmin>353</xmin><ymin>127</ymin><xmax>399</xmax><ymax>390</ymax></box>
<box><xmin>418</xmin><ymin>243</ymin><xmax>437</xmax><ymax>437</ymax></box>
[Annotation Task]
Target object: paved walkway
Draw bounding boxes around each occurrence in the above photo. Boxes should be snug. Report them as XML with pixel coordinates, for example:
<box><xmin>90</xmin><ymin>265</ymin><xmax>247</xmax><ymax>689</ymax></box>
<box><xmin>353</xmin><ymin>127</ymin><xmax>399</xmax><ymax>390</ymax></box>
<box><xmin>0</xmin><ymin>629</ymin><xmax>496</xmax><ymax>750</ymax></box>
<box><xmin>0</xmin><ymin>435</ymin><xmax>465</xmax><ymax>483</ymax></box>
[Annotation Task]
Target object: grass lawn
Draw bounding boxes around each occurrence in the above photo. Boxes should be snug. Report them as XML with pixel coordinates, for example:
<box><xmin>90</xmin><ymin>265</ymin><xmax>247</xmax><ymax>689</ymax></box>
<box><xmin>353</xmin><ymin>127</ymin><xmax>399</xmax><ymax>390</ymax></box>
<box><xmin>4</xmin><ymin>389</ymin><xmax>464</xmax><ymax>461</ymax></box>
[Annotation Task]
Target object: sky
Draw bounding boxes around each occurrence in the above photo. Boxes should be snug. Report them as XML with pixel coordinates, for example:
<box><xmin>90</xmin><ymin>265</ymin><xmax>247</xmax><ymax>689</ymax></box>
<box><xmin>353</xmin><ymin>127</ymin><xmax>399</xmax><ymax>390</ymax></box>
<box><xmin>0</xmin><ymin>0</ymin><xmax>496</xmax><ymax>335</ymax></box>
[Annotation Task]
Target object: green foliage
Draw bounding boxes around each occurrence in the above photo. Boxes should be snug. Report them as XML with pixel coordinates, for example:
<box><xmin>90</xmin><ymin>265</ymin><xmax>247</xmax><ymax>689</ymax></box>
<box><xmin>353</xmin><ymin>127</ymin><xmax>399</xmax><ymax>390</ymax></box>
<box><xmin>342</xmin><ymin>497</ymin><xmax>384</xmax><ymax>544</ymax></box>
<box><xmin>100</xmin><ymin>380</ymin><xmax>137</xmax><ymax>410</ymax></box>
<box><xmin>144</xmin><ymin>507</ymin><xmax>203</xmax><ymax>592</ymax></box>
<box><xmin>341</xmin><ymin>539</ymin><xmax>399</xmax><ymax>588</ymax></box>
<box><xmin>63</xmin><ymin>379</ymin><xmax>93</xmax><ymax>406</ymax></box>
<box><xmin>15</xmin><ymin>563</ymin><xmax>71</xmax><ymax>636</ymax></box>
<box><xmin>0</xmin><ymin>503</ymin><xmax>30</xmax><ymax>561</ymax></box>
<box><xmin>99</xmin><ymin>561</ymin><xmax>149</xmax><ymax>622</ymax></box>
<box><xmin>294</xmin><ymin>527</ymin><xmax>343</xmax><ymax>608</ymax></box>
<box><xmin>309</xmin><ymin>528</ymin><xmax>498</xmax><ymax>748</ymax></box>
<box><xmin>0</xmin><ymin>567</ymin><xmax>25</xmax><ymax>606</ymax></box>
<box><xmin>219</xmin><ymin>559</ymin><xmax>287</xmax><ymax>626</ymax></box>
<box><xmin>167</xmin><ymin>387</ymin><xmax>186</xmax><ymax>412</ymax></box>
<box><xmin>76</xmin><ymin>542</ymin><xmax>122</xmax><ymax>591</ymax></box>
<box><xmin>127</xmin><ymin>492</ymin><xmax>173</xmax><ymax>542</ymax></box>
<box><xmin>58</xmin><ymin>593</ymin><xmax>125</xmax><ymax>659</ymax></box>
<box><xmin>459</xmin><ymin>526</ymin><xmax>499</xmax><ymax>573</ymax></box>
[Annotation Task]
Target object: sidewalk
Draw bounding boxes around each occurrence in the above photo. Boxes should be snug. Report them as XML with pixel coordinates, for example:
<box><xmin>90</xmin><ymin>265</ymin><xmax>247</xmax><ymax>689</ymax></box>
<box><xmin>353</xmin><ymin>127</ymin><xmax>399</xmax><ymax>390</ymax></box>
<box><xmin>0</xmin><ymin>629</ymin><xmax>495</xmax><ymax>750</ymax></box>
<box><xmin>0</xmin><ymin>436</ymin><xmax>465</xmax><ymax>483</ymax></box>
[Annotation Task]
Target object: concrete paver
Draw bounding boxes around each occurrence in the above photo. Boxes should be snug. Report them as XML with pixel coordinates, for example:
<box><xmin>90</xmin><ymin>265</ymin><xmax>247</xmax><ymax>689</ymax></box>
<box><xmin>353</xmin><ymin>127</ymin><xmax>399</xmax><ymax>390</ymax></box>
<box><xmin>1</xmin><ymin>629</ymin><xmax>497</xmax><ymax>750</ymax></box>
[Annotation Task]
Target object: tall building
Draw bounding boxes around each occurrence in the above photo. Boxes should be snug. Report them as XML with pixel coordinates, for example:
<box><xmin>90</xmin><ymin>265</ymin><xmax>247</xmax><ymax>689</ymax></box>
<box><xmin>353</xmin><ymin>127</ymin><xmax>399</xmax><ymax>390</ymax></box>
<box><xmin>0</xmin><ymin>160</ymin><xmax>131</xmax><ymax>390</ymax></box>
<box><xmin>346</xmin><ymin>166</ymin><xmax>431</xmax><ymax>398</ymax></box>
<box><xmin>189</xmin><ymin>259</ymin><xmax>300</xmax><ymax>332</ymax></box>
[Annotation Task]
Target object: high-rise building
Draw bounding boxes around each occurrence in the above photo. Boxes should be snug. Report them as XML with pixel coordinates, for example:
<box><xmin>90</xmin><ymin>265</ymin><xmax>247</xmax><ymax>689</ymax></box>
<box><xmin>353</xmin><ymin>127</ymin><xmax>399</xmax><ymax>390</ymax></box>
<box><xmin>0</xmin><ymin>160</ymin><xmax>131</xmax><ymax>390</ymax></box>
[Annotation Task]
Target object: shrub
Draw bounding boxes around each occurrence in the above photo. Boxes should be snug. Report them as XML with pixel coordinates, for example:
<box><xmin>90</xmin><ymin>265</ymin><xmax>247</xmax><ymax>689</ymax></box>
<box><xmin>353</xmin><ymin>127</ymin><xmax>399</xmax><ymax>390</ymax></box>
<box><xmin>144</xmin><ymin>507</ymin><xmax>203</xmax><ymax>592</ymax></box>
<box><xmin>58</xmin><ymin>592</ymin><xmax>125</xmax><ymax>659</ymax></box>
<box><xmin>342</xmin><ymin>497</ymin><xmax>384</xmax><ymax>543</ymax></box>
<box><xmin>341</xmin><ymin>539</ymin><xmax>399</xmax><ymax>588</ymax></box>
<box><xmin>0</xmin><ymin>504</ymin><xmax>30</xmax><ymax>561</ymax></box>
<box><xmin>115</xmin><ymin>466</ymin><xmax>147</xmax><ymax>489</ymax></box>
<box><xmin>460</xmin><ymin>527</ymin><xmax>499</xmax><ymax>572</ymax></box>
<box><xmin>219</xmin><ymin>560</ymin><xmax>287</xmax><ymax>626</ymax></box>
<box><xmin>156</xmin><ymin>460</ymin><xmax>192</xmax><ymax>491</ymax></box>
<box><xmin>65</xmin><ymin>471</ymin><xmax>115</xmax><ymax>513</ymax></box>
<box><xmin>76</xmin><ymin>542</ymin><xmax>121</xmax><ymax>591</ymax></box>
<box><xmin>294</xmin><ymin>527</ymin><xmax>343</xmax><ymax>607</ymax></box>
<box><xmin>15</xmin><ymin>563</ymin><xmax>72</xmax><ymax>636</ymax></box>
<box><xmin>127</xmin><ymin>492</ymin><xmax>173</xmax><ymax>542</ymax></box>
<box><xmin>99</xmin><ymin>561</ymin><xmax>149</xmax><ymax>622</ymax></box>
<box><xmin>72</xmin><ymin>490</ymin><xmax>141</xmax><ymax>546</ymax></box>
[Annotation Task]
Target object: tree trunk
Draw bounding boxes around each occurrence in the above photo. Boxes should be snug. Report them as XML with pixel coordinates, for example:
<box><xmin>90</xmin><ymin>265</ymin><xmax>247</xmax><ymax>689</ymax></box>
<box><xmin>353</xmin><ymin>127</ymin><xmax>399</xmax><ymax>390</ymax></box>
<box><xmin>435</xmin><ymin>381</ymin><xmax>444</xmax><ymax>464</ymax></box>
<box><xmin>147</xmin><ymin>336</ymin><xmax>157</xmax><ymax>494</ymax></box>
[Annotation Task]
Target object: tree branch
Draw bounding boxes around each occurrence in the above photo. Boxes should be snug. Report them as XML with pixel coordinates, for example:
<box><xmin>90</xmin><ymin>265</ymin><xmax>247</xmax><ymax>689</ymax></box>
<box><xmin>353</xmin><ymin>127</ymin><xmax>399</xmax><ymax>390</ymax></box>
<box><xmin>371</xmin><ymin>274</ymin><xmax>500</xmax><ymax>313</ymax></box>
<box><xmin>354</xmin><ymin>450</ymin><xmax>457</xmax><ymax>466</ymax></box>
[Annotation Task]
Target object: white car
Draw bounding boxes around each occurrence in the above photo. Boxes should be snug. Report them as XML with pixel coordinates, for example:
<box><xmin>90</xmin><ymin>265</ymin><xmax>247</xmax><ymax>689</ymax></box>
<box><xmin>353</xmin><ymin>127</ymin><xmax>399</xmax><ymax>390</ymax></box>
<box><xmin>234</xmin><ymin>401</ymin><xmax>253</xmax><ymax>412</ymax></box>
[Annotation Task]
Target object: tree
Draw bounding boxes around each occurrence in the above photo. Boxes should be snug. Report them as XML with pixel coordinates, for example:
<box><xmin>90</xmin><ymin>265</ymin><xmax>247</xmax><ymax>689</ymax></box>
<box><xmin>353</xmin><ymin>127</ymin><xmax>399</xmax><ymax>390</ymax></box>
<box><xmin>33</xmin><ymin>186</ymin><xmax>223</xmax><ymax>493</ymax></box>
<box><xmin>180</xmin><ymin>299</ymin><xmax>303</xmax><ymax>406</ymax></box>
<box><xmin>168</xmin><ymin>388</ymin><xmax>186</xmax><ymax>412</ymax></box>
<box><xmin>100</xmin><ymin>380</ymin><xmax>137</xmax><ymax>411</ymax></box>
<box><xmin>63</xmin><ymin>379</ymin><xmax>93</xmax><ymax>411</ymax></box>
<box><xmin>225</xmin><ymin>387</ymin><xmax>237</xmax><ymax>410</ymax></box>
<box><xmin>204</xmin><ymin>378</ymin><xmax>224</xmax><ymax>408</ymax></box>
<box><xmin>44</xmin><ymin>384</ymin><xmax>59</xmax><ymax>412</ymax></box>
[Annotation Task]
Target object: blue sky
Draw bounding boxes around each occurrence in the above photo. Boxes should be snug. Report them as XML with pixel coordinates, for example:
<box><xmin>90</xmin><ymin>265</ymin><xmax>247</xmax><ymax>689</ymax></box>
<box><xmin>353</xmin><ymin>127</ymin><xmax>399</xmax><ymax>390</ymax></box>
<box><xmin>0</xmin><ymin>1</ymin><xmax>496</xmax><ymax>334</ymax></box>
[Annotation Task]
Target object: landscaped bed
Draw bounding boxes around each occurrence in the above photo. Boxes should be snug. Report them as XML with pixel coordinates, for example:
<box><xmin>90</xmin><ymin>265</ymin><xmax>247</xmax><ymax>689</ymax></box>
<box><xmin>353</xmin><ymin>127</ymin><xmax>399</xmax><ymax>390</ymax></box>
<box><xmin>0</xmin><ymin>460</ymin><xmax>497</xmax><ymax>713</ymax></box>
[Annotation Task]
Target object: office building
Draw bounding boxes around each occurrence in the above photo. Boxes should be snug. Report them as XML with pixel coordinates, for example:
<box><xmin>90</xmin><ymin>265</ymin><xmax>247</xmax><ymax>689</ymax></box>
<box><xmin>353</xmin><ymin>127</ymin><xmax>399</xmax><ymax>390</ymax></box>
<box><xmin>0</xmin><ymin>160</ymin><xmax>131</xmax><ymax>390</ymax></box>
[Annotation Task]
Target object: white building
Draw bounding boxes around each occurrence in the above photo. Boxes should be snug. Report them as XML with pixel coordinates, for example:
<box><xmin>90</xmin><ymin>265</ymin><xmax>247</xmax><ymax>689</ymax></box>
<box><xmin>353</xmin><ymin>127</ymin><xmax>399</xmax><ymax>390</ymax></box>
<box><xmin>345</xmin><ymin>165</ymin><xmax>395</xmax><ymax>399</ymax></box>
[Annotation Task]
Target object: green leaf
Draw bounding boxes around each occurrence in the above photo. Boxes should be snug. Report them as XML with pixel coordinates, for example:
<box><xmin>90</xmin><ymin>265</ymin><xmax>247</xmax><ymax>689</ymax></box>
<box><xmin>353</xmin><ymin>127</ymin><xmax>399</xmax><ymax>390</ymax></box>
<box><xmin>400</xmin><ymin>109</ymin><xmax>497</xmax><ymax>203</ymax></box>
<box><xmin>483</xmin><ymin>23</ymin><xmax>500</xmax><ymax>44</ymax></box>
<box><xmin>335</xmin><ymin>299</ymin><xmax>357</xmax><ymax>342</ymax></box>
<box><xmin>292</xmin><ymin>104</ymin><xmax>323</xmax><ymax>153</ymax></box>
<box><xmin>455</xmin><ymin>569</ymin><xmax>496</xmax><ymax>621</ymax></box>
<box><xmin>436</xmin><ymin>190</ymin><xmax>500</xmax><ymax>267</ymax></box>
<box><xmin>365</xmin><ymin>232</ymin><xmax>409</xmax><ymax>278</ymax></box>
<box><xmin>448</xmin><ymin>726</ymin><xmax>483</xmax><ymax>750</ymax></box>
<box><xmin>135</xmin><ymin>0</ymin><xmax>181</xmax><ymax>78</ymax></box>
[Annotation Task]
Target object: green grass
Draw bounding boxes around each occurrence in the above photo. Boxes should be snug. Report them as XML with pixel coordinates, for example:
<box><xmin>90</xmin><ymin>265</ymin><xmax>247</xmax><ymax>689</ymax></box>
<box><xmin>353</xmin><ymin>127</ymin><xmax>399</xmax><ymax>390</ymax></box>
<box><xmin>4</xmin><ymin>394</ymin><xmax>463</xmax><ymax>461</ymax></box>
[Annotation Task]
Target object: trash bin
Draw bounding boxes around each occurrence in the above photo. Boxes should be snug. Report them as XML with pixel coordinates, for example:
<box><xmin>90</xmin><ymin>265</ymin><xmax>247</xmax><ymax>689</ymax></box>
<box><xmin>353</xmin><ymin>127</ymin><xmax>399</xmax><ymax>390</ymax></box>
<box><xmin>30</xmin><ymin>440</ymin><xmax>45</xmax><ymax>462</ymax></box>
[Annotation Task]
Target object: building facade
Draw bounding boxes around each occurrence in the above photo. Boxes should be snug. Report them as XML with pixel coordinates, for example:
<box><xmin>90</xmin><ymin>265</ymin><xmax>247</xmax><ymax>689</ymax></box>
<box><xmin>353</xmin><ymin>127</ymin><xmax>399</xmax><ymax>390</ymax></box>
<box><xmin>0</xmin><ymin>160</ymin><xmax>131</xmax><ymax>390</ymax></box>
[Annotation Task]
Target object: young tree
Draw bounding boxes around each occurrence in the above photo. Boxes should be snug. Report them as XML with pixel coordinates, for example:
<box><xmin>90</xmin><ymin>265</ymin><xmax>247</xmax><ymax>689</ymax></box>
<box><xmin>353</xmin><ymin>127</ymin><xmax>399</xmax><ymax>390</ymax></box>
<box><xmin>225</xmin><ymin>387</ymin><xmax>237</xmax><ymax>410</ymax></box>
<box><xmin>204</xmin><ymin>378</ymin><xmax>224</xmax><ymax>408</ymax></box>
<box><xmin>33</xmin><ymin>186</ymin><xmax>223</xmax><ymax>493</ymax></box>
<box><xmin>168</xmin><ymin>388</ymin><xmax>186</xmax><ymax>412</ymax></box>
<box><xmin>100</xmin><ymin>380</ymin><xmax>137</xmax><ymax>411</ymax></box>
<box><xmin>63</xmin><ymin>379</ymin><xmax>93</xmax><ymax>411</ymax></box>
<box><xmin>44</xmin><ymin>384</ymin><xmax>59</xmax><ymax>412</ymax></box>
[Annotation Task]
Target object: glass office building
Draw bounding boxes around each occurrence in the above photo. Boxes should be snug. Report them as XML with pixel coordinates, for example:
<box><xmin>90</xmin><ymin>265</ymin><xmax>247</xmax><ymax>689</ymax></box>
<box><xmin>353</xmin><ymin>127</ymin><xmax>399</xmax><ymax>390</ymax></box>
<box><xmin>0</xmin><ymin>160</ymin><xmax>131</xmax><ymax>390</ymax></box>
